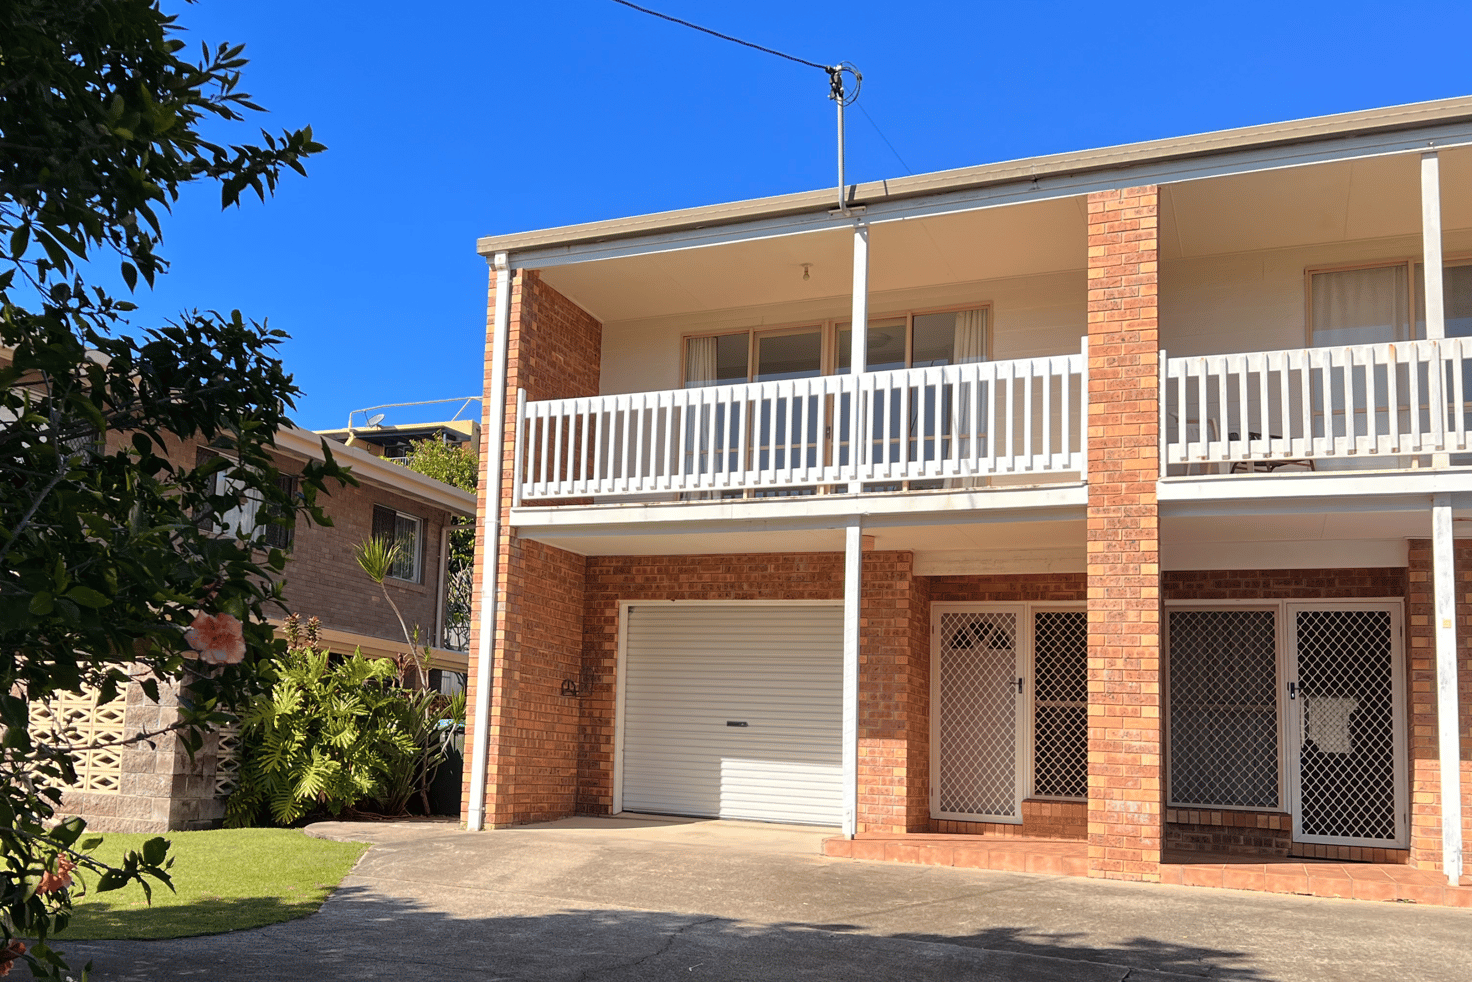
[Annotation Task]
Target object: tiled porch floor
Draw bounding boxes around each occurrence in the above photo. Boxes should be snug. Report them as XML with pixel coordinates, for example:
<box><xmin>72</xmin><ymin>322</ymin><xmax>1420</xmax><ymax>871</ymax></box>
<box><xmin>822</xmin><ymin>833</ymin><xmax>1472</xmax><ymax>908</ymax></box>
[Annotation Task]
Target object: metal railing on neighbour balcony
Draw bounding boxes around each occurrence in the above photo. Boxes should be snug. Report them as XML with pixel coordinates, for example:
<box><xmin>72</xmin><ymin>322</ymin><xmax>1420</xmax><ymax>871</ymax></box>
<box><xmin>1162</xmin><ymin>337</ymin><xmax>1472</xmax><ymax>474</ymax></box>
<box><xmin>513</xmin><ymin>343</ymin><xmax>1088</xmax><ymax>503</ymax></box>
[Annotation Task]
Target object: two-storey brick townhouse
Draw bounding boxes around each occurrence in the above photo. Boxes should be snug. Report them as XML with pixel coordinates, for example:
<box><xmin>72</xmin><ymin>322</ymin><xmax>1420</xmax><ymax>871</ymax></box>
<box><xmin>462</xmin><ymin>96</ymin><xmax>1472</xmax><ymax>901</ymax></box>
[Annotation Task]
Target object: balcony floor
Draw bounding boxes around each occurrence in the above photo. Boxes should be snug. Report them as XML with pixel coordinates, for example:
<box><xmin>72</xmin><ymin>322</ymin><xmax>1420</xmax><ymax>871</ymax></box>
<box><xmin>822</xmin><ymin>833</ymin><xmax>1472</xmax><ymax>908</ymax></box>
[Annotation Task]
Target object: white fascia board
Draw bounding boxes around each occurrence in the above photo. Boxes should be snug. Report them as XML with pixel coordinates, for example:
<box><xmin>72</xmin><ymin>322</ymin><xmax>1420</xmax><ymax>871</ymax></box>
<box><xmin>273</xmin><ymin>426</ymin><xmax>477</xmax><ymax>517</ymax></box>
<box><xmin>511</xmin><ymin>484</ymin><xmax>1087</xmax><ymax>538</ymax></box>
<box><xmin>1158</xmin><ymin>470</ymin><xmax>1472</xmax><ymax>516</ymax></box>
<box><xmin>507</xmin><ymin>121</ymin><xmax>1472</xmax><ymax>271</ymax></box>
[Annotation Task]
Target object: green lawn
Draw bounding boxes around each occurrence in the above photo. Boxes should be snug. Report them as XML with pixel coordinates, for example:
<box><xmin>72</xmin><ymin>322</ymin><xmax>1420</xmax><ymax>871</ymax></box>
<box><xmin>60</xmin><ymin>828</ymin><xmax>369</xmax><ymax>940</ymax></box>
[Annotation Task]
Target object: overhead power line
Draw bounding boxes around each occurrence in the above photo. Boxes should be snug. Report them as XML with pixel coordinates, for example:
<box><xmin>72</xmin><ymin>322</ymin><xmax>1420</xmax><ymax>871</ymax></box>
<box><xmin>856</xmin><ymin>103</ymin><xmax>913</xmax><ymax>175</ymax></box>
<box><xmin>608</xmin><ymin>0</ymin><xmax>830</xmax><ymax>72</ymax></box>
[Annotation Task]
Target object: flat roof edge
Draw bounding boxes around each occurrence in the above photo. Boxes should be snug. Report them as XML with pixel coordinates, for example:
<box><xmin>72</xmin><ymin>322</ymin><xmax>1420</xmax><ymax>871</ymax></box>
<box><xmin>476</xmin><ymin>95</ymin><xmax>1472</xmax><ymax>259</ymax></box>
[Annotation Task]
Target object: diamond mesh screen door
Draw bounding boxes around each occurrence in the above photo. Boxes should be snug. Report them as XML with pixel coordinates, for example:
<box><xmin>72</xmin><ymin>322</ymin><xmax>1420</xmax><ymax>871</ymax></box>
<box><xmin>933</xmin><ymin>607</ymin><xmax>1024</xmax><ymax>822</ymax></box>
<box><xmin>1166</xmin><ymin>609</ymin><xmax>1280</xmax><ymax>809</ymax></box>
<box><xmin>1032</xmin><ymin>610</ymin><xmax>1088</xmax><ymax>800</ymax></box>
<box><xmin>1287</xmin><ymin>604</ymin><xmax>1407</xmax><ymax>848</ymax></box>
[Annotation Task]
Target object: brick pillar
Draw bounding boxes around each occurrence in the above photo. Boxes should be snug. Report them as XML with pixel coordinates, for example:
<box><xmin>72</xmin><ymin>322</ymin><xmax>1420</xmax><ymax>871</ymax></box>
<box><xmin>1085</xmin><ymin>186</ymin><xmax>1164</xmax><ymax>881</ymax></box>
<box><xmin>463</xmin><ymin>269</ymin><xmax>600</xmax><ymax>827</ymax></box>
<box><xmin>856</xmin><ymin>551</ymin><xmax>931</xmax><ymax>834</ymax></box>
<box><xmin>1406</xmin><ymin>539</ymin><xmax>1472</xmax><ymax>874</ymax></box>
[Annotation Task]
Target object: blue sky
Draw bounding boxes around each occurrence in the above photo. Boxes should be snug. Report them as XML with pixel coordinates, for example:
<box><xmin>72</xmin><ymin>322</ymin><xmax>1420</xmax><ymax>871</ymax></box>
<box><xmin>140</xmin><ymin>0</ymin><xmax>1472</xmax><ymax>431</ymax></box>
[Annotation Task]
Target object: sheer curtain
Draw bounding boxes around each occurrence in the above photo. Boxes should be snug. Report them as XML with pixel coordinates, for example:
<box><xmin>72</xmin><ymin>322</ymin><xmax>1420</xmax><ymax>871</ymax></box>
<box><xmin>953</xmin><ymin>308</ymin><xmax>987</xmax><ymax>364</ymax></box>
<box><xmin>1310</xmin><ymin>266</ymin><xmax>1410</xmax><ymax>461</ymax></box>
<box><xmin>684</xmin><ymin>335</ymin><xmax>718</xmax><ymax>387</ymax></box>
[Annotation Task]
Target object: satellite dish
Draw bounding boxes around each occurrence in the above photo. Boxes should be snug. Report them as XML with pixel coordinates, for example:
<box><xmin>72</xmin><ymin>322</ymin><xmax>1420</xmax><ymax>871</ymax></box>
<box><xmin>366</xmin><ymin>413</ymin><xmax>386</xmax><ymax>427</ymax></box>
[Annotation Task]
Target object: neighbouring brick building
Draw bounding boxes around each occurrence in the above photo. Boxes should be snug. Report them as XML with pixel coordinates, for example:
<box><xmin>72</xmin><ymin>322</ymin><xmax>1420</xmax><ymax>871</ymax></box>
<box><xmin>34</xmin><ymin>423</ymin><xmax>476</xmax><ymax>833</ymax></box>
<box><xmin>462</xmin><ymin>96</ymin><xmax>1472</xmax><ymax>904</ymax></box>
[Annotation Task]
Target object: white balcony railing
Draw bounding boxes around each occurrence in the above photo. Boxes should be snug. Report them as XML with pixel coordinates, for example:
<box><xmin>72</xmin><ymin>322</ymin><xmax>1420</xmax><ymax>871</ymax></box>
<box><xmin>513</xmin><ymin>345</ymin><xmax>1087</xmax><ymax>503</ymax></box>
<box><xmin>1163</xmin><ymin>337</ymin><xmax>1472</xmax><ymax>473</ymax></box>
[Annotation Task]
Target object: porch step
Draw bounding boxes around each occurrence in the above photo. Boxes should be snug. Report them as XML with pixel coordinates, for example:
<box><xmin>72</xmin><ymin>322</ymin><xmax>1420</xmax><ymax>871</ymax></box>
<box><xmin>1159</xmin><ymin>853</ymin><xmax>1472</xmax><ymax>908</ymax></box>
<box><xmin>823</xmin><ymin>835</ymin><xmax>1472</xmax><ymax>908</ymax></box>
<box><xmin>822</xmin><ymin>834</ymin><xmax>1087</xmax><ymax>877</ymax></box>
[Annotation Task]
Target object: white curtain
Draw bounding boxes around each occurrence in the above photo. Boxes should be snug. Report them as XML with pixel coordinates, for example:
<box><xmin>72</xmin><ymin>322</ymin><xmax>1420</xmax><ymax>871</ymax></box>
<box><xmin>685</xmin><ymin>335</ymin><xmax>718</xmax><ymax>387</ymax></box>
<box><xmin>1311</xmin><ymin>266</ymin><xmax>1409</xmax><ymax>347</ymax></box>
<box><xmin>953</xmin><ymin>308</ymin><xmax>987</xmax><ymax>364</ymax></box>
<box><xmin>1311</xmin><ymin>267</ymin><xmax>1410</xmax><ymax>455</ymax></box>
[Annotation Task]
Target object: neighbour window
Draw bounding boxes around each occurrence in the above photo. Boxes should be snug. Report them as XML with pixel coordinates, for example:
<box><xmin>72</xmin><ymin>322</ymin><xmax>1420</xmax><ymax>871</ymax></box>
<box><xmin>197</xmin><ymin>449</ymin><xmax>296</xmax><ymax>549</ymax></box>
<box><xmin>372</xmin><ymin>505</ymin><xmax>422</xmax><ymax>582</ymax></box>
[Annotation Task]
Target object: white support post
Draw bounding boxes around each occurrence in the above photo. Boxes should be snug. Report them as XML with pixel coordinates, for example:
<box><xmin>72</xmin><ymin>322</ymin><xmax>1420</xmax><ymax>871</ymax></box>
<box><xmin>841</xmin><ymin>520</ymin><xmax>862</xmax><ymax>837</ymax></box>
<box><xmin>848</xmin><ymin>223</ymin><xmax>869</xmax><ymax>493</ymax></box>
<box><xmin>1424</xmin><ymin>152</ymin><xmax>1450</xmax><ymax>469</ymax></box>
<box><xmin>1432</xmin><ymin>493</ymin><xmax>1464</xmax><ymax>884</ymax></box>
<box><xmin>1423</xmin><ymin>152</ymin><xmax>1446</xmax><ymax>342</ymax></box>
<box><xmin>467</xmin><ymin>253</ymin><xmax>513</xmax><ymax>832</ymax></box>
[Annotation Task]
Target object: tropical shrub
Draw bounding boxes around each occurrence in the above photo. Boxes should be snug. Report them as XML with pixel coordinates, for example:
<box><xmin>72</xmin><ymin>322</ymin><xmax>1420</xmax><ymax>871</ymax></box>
<box><xmin>225</xmin><ymin>617</ymin><xmax>417</xmax><ymax>827</ymax></box>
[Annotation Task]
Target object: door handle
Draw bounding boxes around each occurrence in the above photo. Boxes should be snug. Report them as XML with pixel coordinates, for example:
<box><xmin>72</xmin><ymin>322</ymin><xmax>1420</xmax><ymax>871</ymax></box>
<box><xmin>1016</xmin><ymin>677</ymin><xmax>1024</xmax><ymax>694</ymax></box>
<box><xmin>1287</xmin><ymin>681</ymin><xmax>1298</xmax><ymax>700</ymax></box>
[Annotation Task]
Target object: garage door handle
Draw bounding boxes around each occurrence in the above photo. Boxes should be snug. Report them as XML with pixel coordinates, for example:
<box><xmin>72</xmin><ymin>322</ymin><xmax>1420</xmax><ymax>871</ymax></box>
<box><xmin>726</xmin><ymin>721</ymin><xmax>749</xmax><ymax>727</ymax></box>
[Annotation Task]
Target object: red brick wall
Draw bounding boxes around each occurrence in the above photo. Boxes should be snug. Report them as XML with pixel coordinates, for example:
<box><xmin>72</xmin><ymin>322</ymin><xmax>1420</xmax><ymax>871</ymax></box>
<box><xmin>906</xmin><ymin>571</ymin><xmax>932</xmax><ymax>831</ymax></box>
<box><xmin>857</xmin><ymin>552</ymin><xmax>928</xmax><ymax>834</ymax></box>
<box><xmin>280</xmin><ymin>475</ymin><xmax>450</xmax><ymax>645</ymax></box>
<box><xmin>1085</xmin><ymin>185</ymin><xmax>1163</xmax><ymax>882</ymax></box>
<box><xmin>1164</xmin><ymin>568</ymin><xmax>1407</xmax><ymax>599</ymax></box>
<box><xmin>465</xmin><ymin>268</ymin><xmax>602</xmax><ymax>826</ymax></box>
<box><xmin>928</xmin><ymin>573</ymin><xmax>1086</xmax><ymax>603</ymax></box>
<box><xmin>1405</xmin><ymin>540</ymin><xmax>1472</xmax><ymax>874</ymax></box>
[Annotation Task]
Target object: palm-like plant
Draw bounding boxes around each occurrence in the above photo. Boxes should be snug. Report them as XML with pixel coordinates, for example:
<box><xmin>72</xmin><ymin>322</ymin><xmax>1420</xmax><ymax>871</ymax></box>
<box><xmin>353</xmin><ymin>536</ymin><xmax>429</xmax><ymax>689</ymax></box>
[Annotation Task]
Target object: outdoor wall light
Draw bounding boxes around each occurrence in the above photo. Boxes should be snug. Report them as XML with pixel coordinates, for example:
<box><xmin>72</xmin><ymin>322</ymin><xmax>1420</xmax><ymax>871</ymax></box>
<box><xmin>560</xmin><ymin>679</ymin><xmax>579</xmax><ymax>697</ymax></box>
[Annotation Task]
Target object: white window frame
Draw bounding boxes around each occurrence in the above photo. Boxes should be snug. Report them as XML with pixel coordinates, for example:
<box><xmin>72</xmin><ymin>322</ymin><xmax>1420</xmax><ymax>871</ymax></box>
<box><xmin>374</xmin><ymin>505</ymin><xmax>424</xmax><ymax>583</ymax></box>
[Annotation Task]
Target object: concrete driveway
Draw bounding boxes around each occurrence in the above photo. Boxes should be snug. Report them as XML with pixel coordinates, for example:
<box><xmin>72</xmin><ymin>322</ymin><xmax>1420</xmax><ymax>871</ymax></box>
<box><xmin>64</xmin><ymin>815</ymin><xmax>1470</xmax><ymax>981</ymax></box>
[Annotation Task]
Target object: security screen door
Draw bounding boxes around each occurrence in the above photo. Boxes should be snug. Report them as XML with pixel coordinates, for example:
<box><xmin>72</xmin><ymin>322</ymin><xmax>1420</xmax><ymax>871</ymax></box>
<box><xmin>1285</xmin><ymin>603</ymin><xmax>1407</xmax><ymax>848</ymax></box>
<box><xmin>932</xmin><ymin>606</ymin><xmax>1026</xmax><ymax>822</ymax></box>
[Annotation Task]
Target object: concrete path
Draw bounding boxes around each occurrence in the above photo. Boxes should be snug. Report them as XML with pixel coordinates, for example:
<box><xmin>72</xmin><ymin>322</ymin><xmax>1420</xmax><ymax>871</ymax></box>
<box><xmin>63</xmin><ymin>815</ymin><xmax>1471</xmax><ymax>981</ymax></box>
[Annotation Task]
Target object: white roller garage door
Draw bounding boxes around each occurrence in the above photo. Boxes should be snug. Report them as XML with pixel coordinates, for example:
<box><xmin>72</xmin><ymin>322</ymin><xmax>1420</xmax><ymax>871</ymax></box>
<box><xmin>620</xmin><ymin>602</ymin><xmax>843</xmax><ymax>826</ymax></box>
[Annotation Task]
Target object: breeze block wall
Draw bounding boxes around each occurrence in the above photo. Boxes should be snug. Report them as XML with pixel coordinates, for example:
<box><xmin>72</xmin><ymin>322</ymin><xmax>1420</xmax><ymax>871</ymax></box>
<box><xmin>1405</xmin><ymin>540</ymin><xmax>1472</xmax><ymax>876</ymax></box>
<box><xmin>464</xmin><ymin>269</ymin><xmax>602</xmax><ymax>827</ymax></box>
<box><xmin>1085</xmin><ymin>185</ymin><xmax>1164</xmax><ymax>882</ymax></box>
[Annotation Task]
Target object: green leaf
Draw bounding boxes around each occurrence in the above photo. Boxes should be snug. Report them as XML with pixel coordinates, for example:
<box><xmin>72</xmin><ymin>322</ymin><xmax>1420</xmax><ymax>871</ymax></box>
<box><xmin>79</xmin><ymin>836</ymin><xmax>105</xmax><ymax>852</ymax></box>
<box><xmin>65</xmin><ymin>585</ymin><xmax>111</xmax><ymax>609</ymax></box>
<box><xmin>29</xmin><ymin>591</ymin><xmax>54</xmax><ymax>615</ymax></box>
<box><xmin>96</xmin><ymin>870</ymin><xmax>128</xmax><ymax>893</ymax></box>
<box><xmin>141</xmin><ymin>836</ymin><xmax>169</xmax><ymax>866</ymax></box>
<box><xmin>9</xmin><ymin>222</ymin><xmax>29</xmax><ymax>258</ymax></box>
<box><xmin>52</xmin><ymin>816</ymin><xmax>87</xmax><ymax>848</ymax></box>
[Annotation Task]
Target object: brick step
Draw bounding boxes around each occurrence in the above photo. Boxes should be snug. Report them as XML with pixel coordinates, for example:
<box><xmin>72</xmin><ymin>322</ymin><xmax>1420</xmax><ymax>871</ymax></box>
<box><xmin>825</xmin><ymin>836</ymin><xmax>1472</xmax><ymax>908</ymax></box>
<box><xmin>823</xmin><ymin>835</ymin><xmax>1088</xmax><ymax>877</ymax></box>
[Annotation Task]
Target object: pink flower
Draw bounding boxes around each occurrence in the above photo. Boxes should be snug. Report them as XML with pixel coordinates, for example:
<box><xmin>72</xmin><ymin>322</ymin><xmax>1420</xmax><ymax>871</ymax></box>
<box><xmin>184</xmin><ymin>612</ymin><xmax>246</xmax><ymax>665</ymax></box>
<box><xmin>0</xmin><ymin>941</ymin><xmax>25</xmax><ymax>977</ymax></box>
<box><xmin>37</xmin><ymin>856</ymin><xmax>75</xmax><ymax>896</ymax></box>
